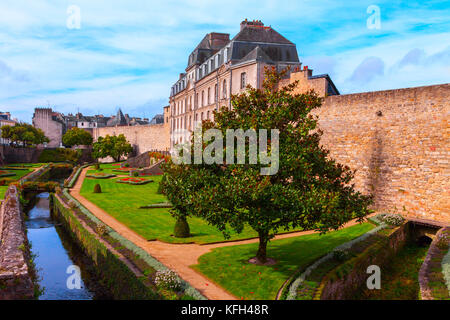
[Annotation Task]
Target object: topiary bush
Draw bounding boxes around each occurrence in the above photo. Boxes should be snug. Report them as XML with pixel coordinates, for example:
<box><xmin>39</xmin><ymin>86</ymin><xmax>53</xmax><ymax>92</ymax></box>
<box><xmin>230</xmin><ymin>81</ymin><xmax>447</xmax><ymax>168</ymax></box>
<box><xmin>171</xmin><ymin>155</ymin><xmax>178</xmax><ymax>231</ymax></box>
<box><xmin>94</xmin><ymin>163</ymin><xmax>100</xmax><ymax>170</ymax></box>
<box><xmin>174</xmin><ymin>217</ymin><xmax>190</xmax><ymax>238</ymax></box>
<box><xmin>93</xmin><ymin>183</ymin><xmax>102</xmax><ymax>193</ymax></box>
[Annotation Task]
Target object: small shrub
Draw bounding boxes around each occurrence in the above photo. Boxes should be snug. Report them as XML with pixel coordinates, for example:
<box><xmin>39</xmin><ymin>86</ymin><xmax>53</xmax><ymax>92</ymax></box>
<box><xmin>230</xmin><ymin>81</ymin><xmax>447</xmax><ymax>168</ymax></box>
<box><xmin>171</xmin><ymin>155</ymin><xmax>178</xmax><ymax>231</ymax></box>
<box><xmin>382</xmin><ymin>213</ymin><xmax>405</xmax><ymax>226</ymax></box>
<box><xmin>68</xmin><ymin>200</ymin><xmax>77</xmax><ymax>209</ymax></box>
<box><xmin>157</xmin><ymin>174</ymin><xmax>166</xmax><ymax>194</ymax></box>
<box><xmin>174</xmin><ymin>217</ymin><xmax>190</xmax><ymax>238</ymax></box>
<box><xmin>124</xmin><ymin>163</ymin><xmax>130</xmax><ymax>168</ymax></box>
<box><xmin>93</xmin><ymin>183</ymin><xmax>102</xmax><ymax>193</ymax></box>
<box><xmin>332</xmin><ymin>248</ymin><xmax>351</xmax><ymax>262</ymax></box>
<box><xmin>95</xmin><ymin>224</ymin><xmax>109</xmax><ymax>236</ymax></box>
<box><xmin>154</xmin><ymin>270</ymin><xmax>182</xmax><ymax>291</ymax></box>
<box><xmin>133</xmin><ymin>171</ymin><xmax>140</xmax><ymax>177</ymax></box>
<box><xmin>94</xmin><ymin>163</ymin><xmax>100</xmax><ymax>170</ymax></box>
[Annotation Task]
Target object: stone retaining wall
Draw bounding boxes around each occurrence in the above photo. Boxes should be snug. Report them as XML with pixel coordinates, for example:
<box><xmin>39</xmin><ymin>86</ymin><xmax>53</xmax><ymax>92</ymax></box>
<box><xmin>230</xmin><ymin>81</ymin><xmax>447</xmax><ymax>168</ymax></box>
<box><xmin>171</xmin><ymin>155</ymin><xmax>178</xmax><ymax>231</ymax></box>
<box><xmin>0</xmin><ymin>186</ymin><xmax>34</xmax><ymax>299</ymax></box>
<box><xmin>419</xmin><ymin>226</ymin><xmax>450</xmax><ymax>300</ymax></box>
<box><xmin>318</xmin><ymin>222</ymin><xmax>411</xmax><ymax>300</ymax></box>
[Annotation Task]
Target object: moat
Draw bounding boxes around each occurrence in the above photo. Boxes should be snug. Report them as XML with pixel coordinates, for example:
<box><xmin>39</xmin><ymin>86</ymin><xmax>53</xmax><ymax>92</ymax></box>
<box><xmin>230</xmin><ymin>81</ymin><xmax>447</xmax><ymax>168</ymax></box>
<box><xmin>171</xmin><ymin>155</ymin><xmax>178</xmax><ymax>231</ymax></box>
<box><xmin>25</xmin><ymin>192</ymin><xmax>110</xmax><ymax>300</ymax></box>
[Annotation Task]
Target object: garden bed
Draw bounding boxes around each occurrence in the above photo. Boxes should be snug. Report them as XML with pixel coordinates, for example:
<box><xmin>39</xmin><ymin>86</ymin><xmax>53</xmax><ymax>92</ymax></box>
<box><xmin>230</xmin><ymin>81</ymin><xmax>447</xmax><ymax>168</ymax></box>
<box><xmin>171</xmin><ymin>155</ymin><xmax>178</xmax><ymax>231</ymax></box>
<box><xmin>0</xmin><ymin>170</ymin><xmax>16</xmax><ymax>177</ymax></box>
<box><xmin>116</xmin><ymin>177</ymin><xmax>153</xmax><ymax>185</ymax></box>
<box><xmin>86</xmin><ymin>172</ymin><xmax>117</xmax><ymax>179</ymax></box>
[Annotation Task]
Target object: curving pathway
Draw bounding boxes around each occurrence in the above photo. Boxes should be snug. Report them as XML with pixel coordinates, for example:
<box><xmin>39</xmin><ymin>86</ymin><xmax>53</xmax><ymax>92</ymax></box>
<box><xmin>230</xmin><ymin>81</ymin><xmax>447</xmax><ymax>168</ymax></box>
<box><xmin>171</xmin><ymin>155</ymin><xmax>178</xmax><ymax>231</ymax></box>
<box><xmin>70</xmin><ymin>167</ymin><xmax>368</xmax><ymax>300</ymax></box>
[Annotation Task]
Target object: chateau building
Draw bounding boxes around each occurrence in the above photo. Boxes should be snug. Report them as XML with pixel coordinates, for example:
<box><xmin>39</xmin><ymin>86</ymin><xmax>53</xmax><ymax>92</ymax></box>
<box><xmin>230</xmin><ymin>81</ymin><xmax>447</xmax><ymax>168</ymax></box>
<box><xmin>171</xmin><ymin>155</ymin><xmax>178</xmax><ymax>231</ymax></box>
<box><xmin>168</xmin><ymin>19</ymin><xmax>339</xmax><ymax>147</ymax></box>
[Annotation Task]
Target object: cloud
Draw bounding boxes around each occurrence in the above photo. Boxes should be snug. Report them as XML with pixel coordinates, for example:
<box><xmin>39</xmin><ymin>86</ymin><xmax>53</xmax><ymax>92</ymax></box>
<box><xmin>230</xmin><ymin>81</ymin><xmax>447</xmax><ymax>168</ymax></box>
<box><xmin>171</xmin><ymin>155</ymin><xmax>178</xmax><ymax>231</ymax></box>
<box><xmin>398</xmin><ymin>48</ymin><xmax>426</xmax><ymax>67</ymax></box>
<box><xmin>0</xmin><ymin>1</ymin><xmax>449</xmax><ymax>122</ymax></box>
<box><xmin>348</xmin><ymin>56</ymin><xmax>385</xmax><ymax>84</ymax></box>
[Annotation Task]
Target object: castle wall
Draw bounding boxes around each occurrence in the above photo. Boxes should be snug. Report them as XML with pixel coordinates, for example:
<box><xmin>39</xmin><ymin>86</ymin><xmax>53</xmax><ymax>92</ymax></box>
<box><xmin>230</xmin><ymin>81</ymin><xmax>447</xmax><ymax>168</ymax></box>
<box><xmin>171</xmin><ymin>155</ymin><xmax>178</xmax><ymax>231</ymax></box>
<box><xmin>93</xmin><ymin>123</ymin><xmax>170</xmax><ymax>159</ymax></box>
<box><xmin>314</xmin><ymin>84</ymin><xmax>449</xmax><ymax>222</ymax></box>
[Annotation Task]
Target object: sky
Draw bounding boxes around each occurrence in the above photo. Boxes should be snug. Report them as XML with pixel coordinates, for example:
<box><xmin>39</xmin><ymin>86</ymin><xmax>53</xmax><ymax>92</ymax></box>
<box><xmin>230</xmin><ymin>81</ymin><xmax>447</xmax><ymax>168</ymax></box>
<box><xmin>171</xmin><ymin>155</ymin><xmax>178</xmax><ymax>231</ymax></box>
<box><xmin>0</xmin><ymin>0</ymin><xmax>449</xmax><ymax>123</ymax></box>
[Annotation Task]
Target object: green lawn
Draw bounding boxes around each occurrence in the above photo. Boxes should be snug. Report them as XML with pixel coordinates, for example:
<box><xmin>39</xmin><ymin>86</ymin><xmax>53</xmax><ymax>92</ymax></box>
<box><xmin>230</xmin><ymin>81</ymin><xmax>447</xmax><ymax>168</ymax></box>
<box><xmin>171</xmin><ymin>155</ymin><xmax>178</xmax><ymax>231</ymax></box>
<box><xmin>192</xmin><ymin>223</ymin><xmax>374</xmax><ymax>300</ymax></box>
<box><xmin>80</xmin><ymin>172</ymin><xmax>265</xmax><ymax>243</ymax></box>
<box><xmin>87</xmin><ymin>162</ymin><xmax>125</xmax><ymax>175</ymax></box>
<box><xmin>0</xmin><ymin>167</ymin><xmax>33</xmax><ymax>200</ymax></box>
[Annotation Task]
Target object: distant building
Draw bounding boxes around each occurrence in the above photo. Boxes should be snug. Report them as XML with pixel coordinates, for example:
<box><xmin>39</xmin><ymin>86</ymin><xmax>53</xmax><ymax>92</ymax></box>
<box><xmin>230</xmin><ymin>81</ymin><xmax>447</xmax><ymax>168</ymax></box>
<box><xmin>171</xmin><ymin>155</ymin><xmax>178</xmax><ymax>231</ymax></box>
<box><xmin>32</xmin><ymin>107</ymin><xmax>155</xmax><ymax>147</ymax></box>
<box><xmin>0</xmin><ymin>112</ymin><xmax>18</xmax><ymax>145</ymax></box>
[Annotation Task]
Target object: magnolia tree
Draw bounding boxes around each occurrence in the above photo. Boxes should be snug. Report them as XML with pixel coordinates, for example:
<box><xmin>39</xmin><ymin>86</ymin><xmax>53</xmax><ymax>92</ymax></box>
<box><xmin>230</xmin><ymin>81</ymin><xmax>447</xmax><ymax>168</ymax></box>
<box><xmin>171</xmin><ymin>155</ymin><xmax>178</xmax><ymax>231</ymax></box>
<box><xmin>163</xmin><ymin>67</ymin><xmax>372</xmax><ymax>263</ymax></box>
<box><xmin>92</xmin><ymin>134</ymin><xmax>133</xmax><ymax>162</ymax></box>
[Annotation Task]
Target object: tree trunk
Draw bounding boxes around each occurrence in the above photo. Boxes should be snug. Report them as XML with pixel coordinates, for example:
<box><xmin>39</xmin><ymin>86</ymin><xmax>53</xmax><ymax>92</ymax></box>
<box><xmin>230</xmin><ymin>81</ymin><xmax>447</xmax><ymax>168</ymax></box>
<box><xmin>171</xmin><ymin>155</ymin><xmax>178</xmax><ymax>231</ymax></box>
<box><xmin>256</xmin><ymin>231</ymin><xmax>269</xmax><ymax>263</ymax></box>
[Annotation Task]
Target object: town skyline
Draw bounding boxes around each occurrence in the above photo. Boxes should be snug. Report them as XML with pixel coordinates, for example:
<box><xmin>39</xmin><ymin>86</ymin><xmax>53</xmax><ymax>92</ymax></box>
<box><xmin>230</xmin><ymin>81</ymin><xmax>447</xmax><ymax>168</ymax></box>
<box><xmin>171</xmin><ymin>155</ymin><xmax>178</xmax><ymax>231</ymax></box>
<box><xmin>0</xmin><ymin>0</ymin><xmax>449</xmax><ymax>122</ymax></box>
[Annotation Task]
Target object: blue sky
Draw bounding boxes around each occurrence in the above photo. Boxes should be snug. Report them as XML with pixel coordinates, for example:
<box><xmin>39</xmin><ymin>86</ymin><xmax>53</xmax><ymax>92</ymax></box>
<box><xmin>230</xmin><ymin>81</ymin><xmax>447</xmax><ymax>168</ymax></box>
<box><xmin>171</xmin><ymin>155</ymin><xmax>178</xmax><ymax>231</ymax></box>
<box><xmin>0</xmin><ymin>0</ymin><xmax>449</xmax><ymax>122</ymax></box>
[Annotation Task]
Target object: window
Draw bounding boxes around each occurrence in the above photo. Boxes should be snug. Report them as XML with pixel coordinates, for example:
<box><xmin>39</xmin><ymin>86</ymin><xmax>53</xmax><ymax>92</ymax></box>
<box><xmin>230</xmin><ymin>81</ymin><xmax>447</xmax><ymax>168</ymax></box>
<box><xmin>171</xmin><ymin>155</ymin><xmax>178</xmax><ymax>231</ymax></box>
<box><xmin>222</xmin><ymin>80</ymin><xmax>227</xmax><ymax>99</ymax></box>
<box><xmin>189</xmin><ymin>96</ymin><xmax>192</xmax><ymax>110</ymax></box>
<box><xmin>201</xmin><ymin>112</ymin><xmax>204</xmax><ymax>120</ymax></box>
<box><xmin>207</xmin><ymin>111</ymin><xmax>210</xmax><ymax>119</ymax></box>
<box><xmin>207</xmin><ymin>87</ymin><xmax>211</xmax><ymax>105</ymax></box>
<box><xmin>201</xmin><ymin>91</ymin><xmax>204</xmax><ymax>107</ymax></box>
<box><xmin>196</xmin><ymin>93</ymin><xmax>199</xmax><ymax>109</ymax></box>
<box><xmin>214</xmin><ymin>84</ymin><xmax>218</xmax><ymax>102</ymax></box>
<box><xmin>240</xmin><ymin>72</ymin><xmax>247</xmax><ymax>89</ymax></box>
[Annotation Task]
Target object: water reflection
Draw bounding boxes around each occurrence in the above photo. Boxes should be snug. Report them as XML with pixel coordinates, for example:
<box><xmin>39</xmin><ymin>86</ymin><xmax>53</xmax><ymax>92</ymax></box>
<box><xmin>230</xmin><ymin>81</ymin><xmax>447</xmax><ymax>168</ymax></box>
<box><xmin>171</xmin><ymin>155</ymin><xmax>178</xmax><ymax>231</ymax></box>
<box><xmin>26</xmin><ymin>192</ymin><xmax>98</xmax><ymax>300</ymax></box>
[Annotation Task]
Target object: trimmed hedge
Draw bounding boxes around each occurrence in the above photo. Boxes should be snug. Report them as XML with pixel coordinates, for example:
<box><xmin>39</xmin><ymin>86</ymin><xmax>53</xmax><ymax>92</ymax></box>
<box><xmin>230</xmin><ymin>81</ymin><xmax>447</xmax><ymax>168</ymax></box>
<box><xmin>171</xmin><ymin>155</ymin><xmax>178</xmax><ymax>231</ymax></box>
<box><xmin>61</xmin><ymin>189</ymin><xmax>206</xmax><ymax>300</ymax></box>
<box><xmin>86</xmin><ymin>173</ymin><xmax>116</xmax><ymax>179</ymax></box>
<box><xmin>38</xmin><ymin>148</ymin><xmax>81</xmax><ymax>163</ymax></box>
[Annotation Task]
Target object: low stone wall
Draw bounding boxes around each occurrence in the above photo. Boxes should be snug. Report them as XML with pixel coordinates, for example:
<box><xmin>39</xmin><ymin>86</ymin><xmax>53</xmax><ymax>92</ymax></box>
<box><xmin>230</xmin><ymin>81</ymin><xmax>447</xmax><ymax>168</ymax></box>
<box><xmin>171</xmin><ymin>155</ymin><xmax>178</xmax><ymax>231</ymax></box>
<box><xmin>0</xmin><ymin>186</ymin><xmax>34</xmax><ymax>299</ymax></box>
<box><xmin>318</xmin><ymin>222</ymin><xmax>411</xmax><ymax>300</ymax></box>
<box><xmin>419</xmin><ymin>227</ymin><xmax>450</xmax><ymax>300</ymax></box>
<box><xmin>0</xmin><ymin>146</ymin><xmax>43</xmax><ymax>164</ymax></box>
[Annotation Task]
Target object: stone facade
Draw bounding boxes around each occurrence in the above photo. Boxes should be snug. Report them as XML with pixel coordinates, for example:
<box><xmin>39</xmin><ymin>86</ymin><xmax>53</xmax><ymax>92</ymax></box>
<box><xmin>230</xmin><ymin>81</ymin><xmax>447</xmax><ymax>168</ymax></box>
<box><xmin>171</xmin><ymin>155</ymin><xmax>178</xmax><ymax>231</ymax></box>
<box><xmin>308</xmin><ymin>84</ymin><xmax>449</xmax><ymax>223</ymax></box>
<box><xmin>92</xmin><ymin>106</ymin><xmax>170</xmax><ymax>160</ymax></box>
<box><xmin>168</xmin><ymin>20</ymin><xmax>313</xmax><ymax>147</ymax></box>
<box><xmin>32</xmin><ymin>108</ymin><xmax>64</xmax><ymax>148</ymax></box>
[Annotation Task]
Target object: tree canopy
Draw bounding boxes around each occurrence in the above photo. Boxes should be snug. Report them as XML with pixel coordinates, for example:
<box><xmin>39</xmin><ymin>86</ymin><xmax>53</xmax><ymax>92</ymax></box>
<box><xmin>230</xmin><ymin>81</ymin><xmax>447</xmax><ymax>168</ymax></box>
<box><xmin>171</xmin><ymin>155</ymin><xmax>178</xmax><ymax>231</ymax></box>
<box><xmin>62</xmin><ymin>127</ymin><xmax>93</xmax><ymax>147</ymax></box>
<box><xmin>162</xmin><ymin>67</ymin><xmax>373</xmax><ymax>263</ymax></box>
<box><xmin>92</xmin><ymin>134</ymin><xmax>133</xmax><ymax>162</ymax></box>
<box><xmin>1</xmin><ymin>123</ymin><xmax>49</xmax><ymax>146</ymax></box>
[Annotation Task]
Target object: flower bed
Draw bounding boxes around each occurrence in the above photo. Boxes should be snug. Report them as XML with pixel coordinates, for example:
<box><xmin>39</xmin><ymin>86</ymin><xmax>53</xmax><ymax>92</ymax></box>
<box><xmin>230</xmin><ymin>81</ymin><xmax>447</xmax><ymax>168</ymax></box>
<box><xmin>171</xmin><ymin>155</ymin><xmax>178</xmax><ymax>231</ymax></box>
<box><xmin>139</xmin><ymin>172</ymin><xmax>163</xmax><ymax>176</ymax></box>
<box><xmin>113</xmin><ymin>168</ymin><xmax>134</xmax><ymax>173</ymax></box>
<box><xmin>116</xmin><ymin>177</ymin><xmax>153</xmax><ymax>185</ymax></box>
<box><xmin>0</xmin><ymin>170</ymin><xmax>16</xmax><ymax>178</ymax></box>
<box><xmin>86</xmin><ymin>172</ymin><xmax>117</xmax><ymax>179</ymax></box>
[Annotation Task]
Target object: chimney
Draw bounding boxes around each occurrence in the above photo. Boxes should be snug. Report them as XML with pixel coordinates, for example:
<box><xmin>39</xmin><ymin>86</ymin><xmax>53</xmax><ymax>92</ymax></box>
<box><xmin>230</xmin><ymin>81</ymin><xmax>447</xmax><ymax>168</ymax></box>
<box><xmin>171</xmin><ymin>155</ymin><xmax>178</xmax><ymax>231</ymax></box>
<box><xmin>240</xmin><ymin>19</ymin><xmax>264</xmax><ymax>31</ymax></box>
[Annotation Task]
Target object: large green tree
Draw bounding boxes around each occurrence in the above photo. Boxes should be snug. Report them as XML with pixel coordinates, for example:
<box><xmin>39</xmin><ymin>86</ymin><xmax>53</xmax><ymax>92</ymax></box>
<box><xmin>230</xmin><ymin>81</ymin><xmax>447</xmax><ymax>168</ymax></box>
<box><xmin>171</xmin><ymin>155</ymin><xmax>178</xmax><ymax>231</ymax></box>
<box><xmin>165</xmin><ymin>67</ymin><xmax>373</xmax><ymax>263</ymax></box>
<box><xmin>1</xmin><ymin>123</ymin><xmax>49</xmax><ymax>146</ymax></box>
<box><xmin>92</xmin><ymin>134</ymin><xmax>133</xmax><ymax>162</ymax></box>
<box><xmin>62</xmin><ymin>127</ymin><xmax>93</xmax><ymax>147</ymax></box>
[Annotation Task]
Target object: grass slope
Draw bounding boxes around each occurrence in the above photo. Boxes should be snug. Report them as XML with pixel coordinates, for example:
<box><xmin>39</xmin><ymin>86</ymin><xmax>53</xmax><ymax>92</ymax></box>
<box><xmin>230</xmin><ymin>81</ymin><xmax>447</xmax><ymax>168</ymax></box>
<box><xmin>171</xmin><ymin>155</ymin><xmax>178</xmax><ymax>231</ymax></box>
<box><xmin>192</xmin><ymin>223</ymin><xmax>374</xmax><ymax>300</ymax></box>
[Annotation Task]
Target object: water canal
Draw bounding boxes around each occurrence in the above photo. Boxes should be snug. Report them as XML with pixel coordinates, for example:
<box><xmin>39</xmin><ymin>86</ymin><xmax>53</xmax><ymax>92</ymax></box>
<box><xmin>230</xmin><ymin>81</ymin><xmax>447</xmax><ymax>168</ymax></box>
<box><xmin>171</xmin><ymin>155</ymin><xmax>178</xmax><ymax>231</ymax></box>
<box><xmin>25</xmin><ymin>192</ymin><xmax>111</xmax><ymax>300</ymax></box>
